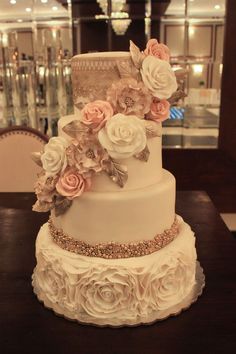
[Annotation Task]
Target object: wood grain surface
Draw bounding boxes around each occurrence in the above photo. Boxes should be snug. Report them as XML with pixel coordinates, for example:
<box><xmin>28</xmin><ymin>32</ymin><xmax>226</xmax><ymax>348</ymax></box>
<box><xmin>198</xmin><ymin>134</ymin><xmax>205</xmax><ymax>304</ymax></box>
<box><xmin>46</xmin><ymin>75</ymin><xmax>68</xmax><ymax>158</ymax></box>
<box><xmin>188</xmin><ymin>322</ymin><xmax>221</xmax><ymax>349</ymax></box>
<box><xmin>0</xmin><ymin>192</ymin><xmax>236</xmax><ymax>354</ymax></box>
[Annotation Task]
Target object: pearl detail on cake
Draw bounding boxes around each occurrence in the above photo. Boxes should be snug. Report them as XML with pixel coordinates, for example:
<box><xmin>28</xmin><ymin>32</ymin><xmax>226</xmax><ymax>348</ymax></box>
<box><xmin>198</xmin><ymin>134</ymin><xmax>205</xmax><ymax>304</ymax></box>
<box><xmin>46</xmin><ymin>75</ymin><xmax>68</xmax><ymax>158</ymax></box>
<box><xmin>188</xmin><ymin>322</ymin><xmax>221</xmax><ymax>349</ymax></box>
<box><xmin>48</xmin><ymin>216</ymin><xmax>179</xmax><ymax>259</ymax></box>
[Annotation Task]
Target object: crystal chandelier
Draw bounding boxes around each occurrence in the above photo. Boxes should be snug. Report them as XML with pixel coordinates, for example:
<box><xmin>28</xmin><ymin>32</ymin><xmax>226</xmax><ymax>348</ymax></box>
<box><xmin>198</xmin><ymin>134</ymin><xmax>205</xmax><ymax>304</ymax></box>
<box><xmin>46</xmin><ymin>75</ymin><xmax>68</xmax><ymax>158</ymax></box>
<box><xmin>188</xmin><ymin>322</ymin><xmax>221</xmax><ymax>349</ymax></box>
<box><xmin>96</xmin><ymin>1</ymin><xmax>131</xmax><ymax>36</ymax></box>
<box><xmin>111</xmin><ymin>11</ymin><xmax>131</xmax><ymax>35</ymax></box>
<box><xmin>97</xmin><ymin>0</ymin><xmax>126</xmax><ymax>14</ymax></box>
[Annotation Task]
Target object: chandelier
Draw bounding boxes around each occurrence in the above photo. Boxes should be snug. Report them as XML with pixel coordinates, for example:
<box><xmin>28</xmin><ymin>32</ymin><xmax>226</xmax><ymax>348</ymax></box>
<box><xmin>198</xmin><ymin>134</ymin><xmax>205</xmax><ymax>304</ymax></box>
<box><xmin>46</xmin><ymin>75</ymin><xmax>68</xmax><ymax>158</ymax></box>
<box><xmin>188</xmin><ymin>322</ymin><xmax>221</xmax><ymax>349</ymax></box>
<box><xmin>111</xmin><ymin>11</ymin><xmax>131</xmax><ymax>35</ymax></box>
<box><xmin>96</xmin><ymin>0</ymin><xmax>131</xmax><ymax>36</ymax></box>
<box><xmin>97</xmin><ymin>0</ymin><xmax>126</xmax><ymax>14</ymax></box>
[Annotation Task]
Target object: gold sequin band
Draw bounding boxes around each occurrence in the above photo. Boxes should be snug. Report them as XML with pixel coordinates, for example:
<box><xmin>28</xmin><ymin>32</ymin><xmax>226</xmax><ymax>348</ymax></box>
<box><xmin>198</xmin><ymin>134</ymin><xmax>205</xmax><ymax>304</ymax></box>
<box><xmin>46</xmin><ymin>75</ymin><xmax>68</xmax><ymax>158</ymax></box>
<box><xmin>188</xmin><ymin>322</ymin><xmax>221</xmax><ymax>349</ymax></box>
<box><xmin>48</xmin><ymin>216</ymin><xmax>179</xmax><ymax>259</ymax></box>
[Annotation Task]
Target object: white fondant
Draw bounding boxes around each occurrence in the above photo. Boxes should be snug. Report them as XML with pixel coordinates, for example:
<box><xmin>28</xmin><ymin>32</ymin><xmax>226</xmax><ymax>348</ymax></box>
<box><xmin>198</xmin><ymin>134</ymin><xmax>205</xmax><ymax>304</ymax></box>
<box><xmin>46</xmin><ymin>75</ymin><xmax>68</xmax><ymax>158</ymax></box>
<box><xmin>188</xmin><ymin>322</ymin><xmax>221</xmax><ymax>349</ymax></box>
<box><xmin>51</xmin><ymin>169</ymin><xmax>175</xmax><ymax>244</ymax></box>
<box><xmin>73</xmin><ymin>51</ymin><xmax>130</xmax><ymax>59</ymax></box>
<box><xmin>32</xmin><ymin>216</ymin><xmax>197</xmax><ymax>326</ymax></box>
<box><xmin>57</xmin><ymin>115</ymin><xmax>162</xmax><ymax>191</ymax></box>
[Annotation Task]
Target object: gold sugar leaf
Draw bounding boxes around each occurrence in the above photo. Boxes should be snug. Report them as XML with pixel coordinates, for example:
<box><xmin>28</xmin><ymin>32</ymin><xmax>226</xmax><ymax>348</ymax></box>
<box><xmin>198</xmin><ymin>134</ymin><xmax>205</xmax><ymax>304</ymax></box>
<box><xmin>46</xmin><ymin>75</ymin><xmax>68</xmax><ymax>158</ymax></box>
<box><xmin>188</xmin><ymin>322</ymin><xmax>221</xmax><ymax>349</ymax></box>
<box><xmin>63</xmin><ymin>120</ymin><xmax>89</xmax><ymax>139</ymax></box>
<box><xmin>134</xmin><ymin>145</ymin><xmax>150</xmax><ymax>162</ymax></box>
<box><xmin>129</xmin><ymin>40</ymin><xmax>145</xmax><ymax>69</ymax></box>
<box><xmin>116</xmin><ymin>60</ymin><xmax>140</xmax><ymax>80</ymax></box>
<box><xmin>31</xmin><ymin>152</ymin><xmax>43</xmax><ymax>167</ymax></box>
<box><xmin>32</xmin><ymin>200</ymin><xmax>52</xmax><ymax>213</ymax></box>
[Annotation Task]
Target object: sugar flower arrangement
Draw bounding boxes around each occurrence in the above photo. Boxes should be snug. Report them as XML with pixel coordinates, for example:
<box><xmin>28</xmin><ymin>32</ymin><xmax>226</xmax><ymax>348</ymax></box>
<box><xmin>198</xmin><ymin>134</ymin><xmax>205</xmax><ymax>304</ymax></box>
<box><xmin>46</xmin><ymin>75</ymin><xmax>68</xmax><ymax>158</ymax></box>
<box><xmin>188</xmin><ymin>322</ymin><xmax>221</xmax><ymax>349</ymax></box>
<box><xmin>32</xmin><ymin>39</ymin><xmax>184</xmax><ymax>215</ymax></box>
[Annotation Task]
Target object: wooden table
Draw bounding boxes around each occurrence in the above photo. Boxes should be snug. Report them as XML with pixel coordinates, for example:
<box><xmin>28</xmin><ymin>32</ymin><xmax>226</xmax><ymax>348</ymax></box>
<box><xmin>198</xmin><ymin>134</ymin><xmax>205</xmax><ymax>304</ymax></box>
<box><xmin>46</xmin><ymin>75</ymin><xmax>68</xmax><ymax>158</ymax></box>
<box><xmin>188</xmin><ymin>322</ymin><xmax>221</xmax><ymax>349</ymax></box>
<box><xmin>0</xmin><ymin>192</ymin><xmax>236</xmax><ymax>354</ymax></box>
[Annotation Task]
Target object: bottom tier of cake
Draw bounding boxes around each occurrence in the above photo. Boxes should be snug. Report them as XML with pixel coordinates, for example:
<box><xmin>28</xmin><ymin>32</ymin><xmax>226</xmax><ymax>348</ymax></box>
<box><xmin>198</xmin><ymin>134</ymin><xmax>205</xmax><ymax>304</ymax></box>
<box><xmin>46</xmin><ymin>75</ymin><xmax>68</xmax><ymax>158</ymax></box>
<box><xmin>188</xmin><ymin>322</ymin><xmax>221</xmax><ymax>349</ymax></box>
<box><xmin>32</xmin><ymin>217</ymin><xmax>205</xmax><ymax>327</ymax></box>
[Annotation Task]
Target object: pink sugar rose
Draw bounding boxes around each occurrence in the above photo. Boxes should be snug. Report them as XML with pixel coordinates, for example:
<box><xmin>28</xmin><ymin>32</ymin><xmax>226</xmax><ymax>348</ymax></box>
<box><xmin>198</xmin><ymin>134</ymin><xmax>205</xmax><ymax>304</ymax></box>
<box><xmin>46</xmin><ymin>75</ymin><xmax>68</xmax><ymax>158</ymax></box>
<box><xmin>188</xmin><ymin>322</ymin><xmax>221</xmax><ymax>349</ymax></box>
<box><xmin>81</xmin><ymin>100</ymin><xmax>114</xmax><ymax>132</ymax></box>
<box><xmin>56</xmin><ymin>168</ymin><xmax>91</xmax><ymax>200</ymax></box>
<box><xmin>144</xmin><ymin>39</ymin><xmax>170</xmax><ymax>62</ymax></box>
<box><xmin>147</xmin><ymin>99</ymin><xmax>170</xmax><ymax>122</ymax></box>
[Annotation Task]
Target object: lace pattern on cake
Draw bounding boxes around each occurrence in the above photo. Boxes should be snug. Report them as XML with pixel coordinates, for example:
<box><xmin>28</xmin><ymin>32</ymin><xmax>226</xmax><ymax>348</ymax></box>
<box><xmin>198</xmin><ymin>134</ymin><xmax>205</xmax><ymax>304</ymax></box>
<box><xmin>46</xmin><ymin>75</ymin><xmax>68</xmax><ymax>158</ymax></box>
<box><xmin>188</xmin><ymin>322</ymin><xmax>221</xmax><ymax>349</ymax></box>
<box><xmin>71</xmin><ymin>57</ymin><xmax>133</xmax><ymax>109</ymax></box>
<box><xmin>48</xmin><ymin>215</ymin><xmax>179</xmax><ymax>259</ymax></box>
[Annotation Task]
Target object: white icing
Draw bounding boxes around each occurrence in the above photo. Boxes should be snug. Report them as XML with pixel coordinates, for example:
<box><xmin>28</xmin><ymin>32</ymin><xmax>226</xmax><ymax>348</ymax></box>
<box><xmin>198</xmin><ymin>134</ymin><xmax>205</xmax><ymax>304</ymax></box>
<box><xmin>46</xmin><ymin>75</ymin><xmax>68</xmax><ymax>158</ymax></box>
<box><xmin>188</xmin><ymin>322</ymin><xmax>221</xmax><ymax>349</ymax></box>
<box><xmin>32</xmin><ymin>216</ymin><xmax>197</xmax><ymax>326</ymax></box>
<box><xmin>51</xmin><ymin>169</ymin><xmax>175</xmax><ymax>244</ymax></box>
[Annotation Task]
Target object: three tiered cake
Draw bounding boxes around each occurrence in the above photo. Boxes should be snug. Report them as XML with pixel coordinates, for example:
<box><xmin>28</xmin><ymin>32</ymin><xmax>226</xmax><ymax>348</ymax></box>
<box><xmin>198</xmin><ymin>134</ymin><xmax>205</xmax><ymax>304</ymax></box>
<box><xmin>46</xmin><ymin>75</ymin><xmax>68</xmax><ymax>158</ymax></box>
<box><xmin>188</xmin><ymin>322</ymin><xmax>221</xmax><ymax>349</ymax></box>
<box><xmin>32</xmin><ymin>39</ymin><xmax>204</xmax><ymax>326</ymax></box>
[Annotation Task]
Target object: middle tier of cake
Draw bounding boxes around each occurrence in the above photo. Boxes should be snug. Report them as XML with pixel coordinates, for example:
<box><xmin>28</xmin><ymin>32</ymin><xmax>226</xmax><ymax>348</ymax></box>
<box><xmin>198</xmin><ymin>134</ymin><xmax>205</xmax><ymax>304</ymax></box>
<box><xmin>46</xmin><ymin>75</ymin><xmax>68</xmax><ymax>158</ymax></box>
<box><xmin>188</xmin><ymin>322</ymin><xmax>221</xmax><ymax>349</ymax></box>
<box><xmin>51</xmin><ymin>169</ymin><xmax>175</xmax><ymax>244</ymax></box>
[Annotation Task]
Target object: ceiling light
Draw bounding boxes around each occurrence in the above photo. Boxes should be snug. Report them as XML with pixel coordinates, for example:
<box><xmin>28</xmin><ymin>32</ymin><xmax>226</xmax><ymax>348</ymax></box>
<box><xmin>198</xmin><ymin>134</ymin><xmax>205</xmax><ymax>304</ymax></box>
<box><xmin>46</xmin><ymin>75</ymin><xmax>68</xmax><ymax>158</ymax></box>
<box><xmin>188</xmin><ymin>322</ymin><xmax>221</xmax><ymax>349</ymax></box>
<box><xmin>10</xmin><ymin>0</ymin><xmax>16</xmax><ymax>4</ymax></box>
<box><xmin>17</xmin><ymin>19</ymin><xmax>23</xmax><ymax>22</ymax></box>
<box><xmin>25</xmin><ymin>7</ymin><xmax>32</xmax><ymax>12</ymax></box>
<box><xmin>214</xmin><ymin>5</ymin><xmax>221</xmax><ymax>10</ymax></box>
<box><xmin>41</xmin><ymin>0</ymin><xmax>48</xmax><ymax>3</ymax></box>
<box><xmin>192</xmin><ymin>64</ymin><xmax>203</xmax><ymax>75</ymax></box>
<box><xmin>189</xmin><ymin>27</ymin><xmax>195</xmax><ymax>36</ymax></box>
<box><xmin>52</xmin><ymin>6</ymin><xmax>58</xmax><ymax>11</ymax></box>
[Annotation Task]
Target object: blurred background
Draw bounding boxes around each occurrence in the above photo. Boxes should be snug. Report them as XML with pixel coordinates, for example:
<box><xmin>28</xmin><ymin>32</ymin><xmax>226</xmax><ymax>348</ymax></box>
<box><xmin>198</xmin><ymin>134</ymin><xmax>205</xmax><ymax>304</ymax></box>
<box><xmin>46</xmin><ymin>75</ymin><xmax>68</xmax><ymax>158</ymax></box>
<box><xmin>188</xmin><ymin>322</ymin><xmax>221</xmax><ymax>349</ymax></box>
<box><xmin>0</xmin><ymin>0</ymin><xmax>225</xmax><ymax>148</ymax></box>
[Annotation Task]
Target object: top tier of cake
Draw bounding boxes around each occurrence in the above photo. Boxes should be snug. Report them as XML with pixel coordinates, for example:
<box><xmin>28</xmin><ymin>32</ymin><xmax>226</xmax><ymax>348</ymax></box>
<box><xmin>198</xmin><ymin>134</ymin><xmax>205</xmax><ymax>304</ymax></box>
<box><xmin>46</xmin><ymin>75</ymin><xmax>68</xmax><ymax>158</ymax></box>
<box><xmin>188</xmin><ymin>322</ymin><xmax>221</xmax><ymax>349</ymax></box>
<box><xmin>71</xmin><ymin>52</ymin><xmax>133</xmax><ymax>109</ymax></box>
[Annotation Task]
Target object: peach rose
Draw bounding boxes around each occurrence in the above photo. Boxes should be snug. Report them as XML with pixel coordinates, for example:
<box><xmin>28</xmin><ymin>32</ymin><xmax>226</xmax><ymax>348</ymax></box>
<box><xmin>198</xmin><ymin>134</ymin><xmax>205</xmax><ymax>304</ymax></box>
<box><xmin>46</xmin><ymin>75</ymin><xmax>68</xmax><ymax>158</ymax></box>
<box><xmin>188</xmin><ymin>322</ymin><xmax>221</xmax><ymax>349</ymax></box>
<box><xmin>56</xmin><ymin>168</ymin><xmax>91</xmax><ymax>199</ymax></box>
<box><xmin>144</xmin><ymin>39</ymin><xmax>170</xmax><ymax>62</ymax></box>
<box><xmin>147</xmin><ymin>99</ymin><xmax>170</xmax><ymax>122</ymax></box>
<box><xmin>81</xmin><ymin>100</ymin><xmax>114</xmax><ymax>132</ymax></box>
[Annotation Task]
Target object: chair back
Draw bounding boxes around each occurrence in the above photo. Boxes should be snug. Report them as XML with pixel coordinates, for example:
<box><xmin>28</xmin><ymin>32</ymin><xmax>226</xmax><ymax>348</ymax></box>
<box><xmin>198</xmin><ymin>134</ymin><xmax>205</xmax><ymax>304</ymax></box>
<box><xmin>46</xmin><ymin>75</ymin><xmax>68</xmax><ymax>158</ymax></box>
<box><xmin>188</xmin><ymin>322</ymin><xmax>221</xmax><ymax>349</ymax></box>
<box><xmin>0</xmin><ymin>126</ymin><xmax>48</xmax><ymax>192</ymax></box>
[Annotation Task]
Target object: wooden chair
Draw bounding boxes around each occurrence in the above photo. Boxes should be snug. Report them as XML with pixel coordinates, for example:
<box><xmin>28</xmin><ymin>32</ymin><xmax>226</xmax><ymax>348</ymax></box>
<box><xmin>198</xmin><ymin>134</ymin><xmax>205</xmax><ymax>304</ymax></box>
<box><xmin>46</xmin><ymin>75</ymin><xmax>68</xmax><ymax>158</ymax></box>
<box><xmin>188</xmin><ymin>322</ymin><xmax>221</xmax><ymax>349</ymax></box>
<box><xmin>0</xmin><ymin>126</ymin><xmax>48</xmax><ymax>192</ymax></box>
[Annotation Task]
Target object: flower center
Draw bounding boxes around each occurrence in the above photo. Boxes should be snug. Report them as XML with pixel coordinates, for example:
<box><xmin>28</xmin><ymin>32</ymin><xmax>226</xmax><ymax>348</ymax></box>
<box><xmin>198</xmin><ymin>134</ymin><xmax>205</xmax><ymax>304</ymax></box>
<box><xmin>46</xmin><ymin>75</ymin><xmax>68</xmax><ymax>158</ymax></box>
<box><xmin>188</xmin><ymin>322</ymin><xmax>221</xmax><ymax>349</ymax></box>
<box><xmin>124</xmin><ymin>96</ymin><xmax>135</xmax><ymax>108</ymax></box>
<box><xmin>86</xmin><ymin>149</ymin><xmax>95</xmax><ymax>159</ymax></box>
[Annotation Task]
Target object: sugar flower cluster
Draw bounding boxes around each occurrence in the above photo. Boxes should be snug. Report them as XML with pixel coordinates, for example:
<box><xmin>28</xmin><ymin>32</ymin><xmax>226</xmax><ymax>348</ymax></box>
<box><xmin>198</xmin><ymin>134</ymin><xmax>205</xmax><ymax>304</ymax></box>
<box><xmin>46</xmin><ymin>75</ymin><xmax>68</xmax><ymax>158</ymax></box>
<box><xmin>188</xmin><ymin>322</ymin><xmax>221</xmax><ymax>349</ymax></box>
<box><xmin>33</xmin><ymin>39</ymin><xmax>178</xmax><ymax>215</ymax></box>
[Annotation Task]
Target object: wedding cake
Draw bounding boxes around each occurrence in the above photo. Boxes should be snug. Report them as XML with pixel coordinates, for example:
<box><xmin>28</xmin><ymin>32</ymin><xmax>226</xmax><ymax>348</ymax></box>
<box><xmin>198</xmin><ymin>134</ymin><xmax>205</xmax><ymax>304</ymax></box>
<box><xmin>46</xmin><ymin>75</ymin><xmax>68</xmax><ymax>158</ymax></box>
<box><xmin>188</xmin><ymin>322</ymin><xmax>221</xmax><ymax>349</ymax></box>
<box><xmin>32</xmin><ymin>39</ymin><xmax>204</xmax><ymax>326</ymax></box>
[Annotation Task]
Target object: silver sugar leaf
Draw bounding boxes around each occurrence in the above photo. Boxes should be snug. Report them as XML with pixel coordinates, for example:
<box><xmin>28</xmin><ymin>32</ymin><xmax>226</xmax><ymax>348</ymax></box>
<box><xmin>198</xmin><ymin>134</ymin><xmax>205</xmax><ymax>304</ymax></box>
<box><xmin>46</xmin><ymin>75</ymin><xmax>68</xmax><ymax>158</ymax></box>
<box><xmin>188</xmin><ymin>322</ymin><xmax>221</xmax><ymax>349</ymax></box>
<box><xmin>129</xmin><ymin>40</ymin><xmax>145</xmax><ymax>69</ymax></box>
<box><xmin>168</xmin><ymin>89</ymin><xmax>187</xmax><ymax>105</ymax></box>
<box><xmin>54</xmin><ymin>196</ymin><xmax>73</xmax><ymax>216</ymax></box>
<box><xmin>144</xmin><ymin>120</ymin><xmax>162</xmax><ymax>138</ymax></box>
<box><xmin>134</xmin><ymin>145</ymin><xmax>150</xmax><ymax>162</ymax></box>
<box><xmin>104</xmin><ymin>158</ymin><xmax>128</xmax><ymax>188</ymax></box>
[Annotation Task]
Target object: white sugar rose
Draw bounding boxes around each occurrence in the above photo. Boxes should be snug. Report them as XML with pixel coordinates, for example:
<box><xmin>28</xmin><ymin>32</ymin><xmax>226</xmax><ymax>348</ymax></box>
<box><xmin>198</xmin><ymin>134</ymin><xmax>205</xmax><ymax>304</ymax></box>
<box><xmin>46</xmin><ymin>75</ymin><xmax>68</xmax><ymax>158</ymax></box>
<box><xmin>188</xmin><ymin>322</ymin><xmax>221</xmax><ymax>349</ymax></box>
<box><xmin>75</xmin><ymin>267</ymin><xmax>138</xmax><ymax>320</ymax></box>
<box><xmin>140</xmin><ymin>56</ymin><xmax>177</xmax><ymax>99</ymax></box>
<box><xmin>98</xmin><ymin>113</ymin><xmax>146</xmax><ymax>159</ymax></box>
<box><xmin>41</xmin><ymin>137</ymin><xmax>69</xmax><ymax>176</ymax></box>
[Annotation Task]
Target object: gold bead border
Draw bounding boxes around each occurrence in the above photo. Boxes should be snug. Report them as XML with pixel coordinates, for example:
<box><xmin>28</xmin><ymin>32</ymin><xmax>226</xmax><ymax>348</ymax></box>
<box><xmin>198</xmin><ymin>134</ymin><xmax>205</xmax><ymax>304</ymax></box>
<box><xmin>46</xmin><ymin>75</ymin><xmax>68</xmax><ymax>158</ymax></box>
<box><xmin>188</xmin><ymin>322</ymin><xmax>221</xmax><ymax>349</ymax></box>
<box><xmin>48</xmin><ymin>216</ymin><xmax>179</xmax><ymax>259</ymax></box>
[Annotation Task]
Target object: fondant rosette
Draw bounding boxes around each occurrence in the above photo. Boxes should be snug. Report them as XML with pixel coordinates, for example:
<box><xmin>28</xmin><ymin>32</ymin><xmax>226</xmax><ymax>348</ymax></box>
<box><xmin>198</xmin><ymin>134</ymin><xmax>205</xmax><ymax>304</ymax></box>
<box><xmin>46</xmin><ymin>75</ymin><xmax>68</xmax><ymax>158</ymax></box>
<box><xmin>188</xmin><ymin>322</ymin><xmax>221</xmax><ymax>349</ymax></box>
<box><xmin>34</xmin><ymin>253</ymin><xmax>68</xmax><ymax>306</ymax></box>
<box><xmin>146</xmin><ymin>255</ymin><xmax>196</xmax><ymax>311</ymax></box>
<box><xmin>74</xmin><ymin>267</ymin><xmax>138</xmax><ymax>320</ymax></box>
